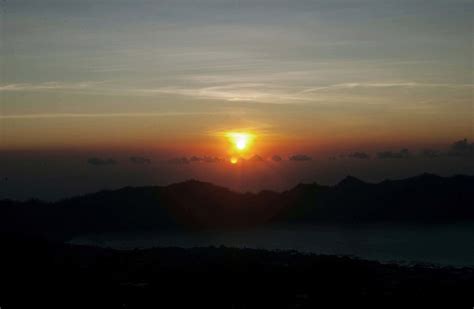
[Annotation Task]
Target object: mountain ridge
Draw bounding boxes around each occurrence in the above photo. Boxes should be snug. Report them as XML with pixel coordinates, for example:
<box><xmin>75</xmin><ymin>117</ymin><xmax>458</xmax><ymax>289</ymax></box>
<box><xmin>1</xmin><ymin>174</ymin><xmax>473</xmax><ymax>241</ymax></box>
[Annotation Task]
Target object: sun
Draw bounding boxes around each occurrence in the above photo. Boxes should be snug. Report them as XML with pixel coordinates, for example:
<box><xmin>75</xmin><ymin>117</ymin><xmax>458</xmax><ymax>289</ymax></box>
<box><xmin>235</xmin><ymin>136</ymin><xmax>248</xmax><ymax>150</ymax></box>
<box><xmin>226</xmin><ymin>132</ymin><xmax>254</xmax><ymax>152</ymax></box>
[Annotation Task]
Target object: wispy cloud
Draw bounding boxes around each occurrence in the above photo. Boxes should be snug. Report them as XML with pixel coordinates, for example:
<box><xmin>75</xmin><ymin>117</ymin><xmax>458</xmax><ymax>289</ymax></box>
<box><xmin>302</xmin><ymin>82</ymin><xmax>474</xmax><ymax>93</ymax></box>
<box><xmin>0</xmin><ymin>81</ymin><xmax>106</xmax><ymax>92</ymax></box>
<box><xmin>0</xmin><ymin>80</ymin><xmax>307</xmax><ymax>104</ymax></box>
<box><xmin>136</xmin><ymin>83</ymin><xmax>310</xmax><ymax>104</ymax></box>
<box><xmin>2</xmin><ymin>79</ymin><xmax>471</xmax><ymax>107</ymax></box>
<box><xmin>0</xmin><ymin>112</ymin><xmax>226</xmax><ymax>119</ymax></box>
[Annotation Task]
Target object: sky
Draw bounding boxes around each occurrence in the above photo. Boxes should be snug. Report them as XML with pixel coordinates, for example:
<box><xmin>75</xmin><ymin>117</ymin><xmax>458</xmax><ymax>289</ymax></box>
<box><xmin>0</xmin><ymin>0</ymin><xmax>473</xmax><ymax>199</ymax></box>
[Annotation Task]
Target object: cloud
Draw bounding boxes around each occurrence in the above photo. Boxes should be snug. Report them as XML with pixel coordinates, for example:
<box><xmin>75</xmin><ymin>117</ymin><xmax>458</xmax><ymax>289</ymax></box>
<box><xmin>168</xmin><ymin>157</ymin><xmax>190</xmax><ymax>165</ymax></box>
<box><xmin>377</xmin><ymin>149</ymin><xmax>411</xmax><ymax>159</ymax></box>
<box><xmin>87</xmin><ymin>157</ymin><xmax>117</xmax><ymax>166</ymax></box>
<box><xmin>189</xmin><ymin>156</ymin><xmax>202</xmax><ymax>162</ymax></box>
<box><xmin>420</xmin><ymin>149</ymin><xmax>441</xmax><ymax>158</ymax></box>
<box><xmin>145</xmin><ymin>83</ymin><xmax>311</xmax><ymax>104</ymax></box>
<box><xmin>416</xmin><ymin>139</ymin><xmax>474</xmax><ymax>159</ymax></box>
<box><xmin>348</xmin><ymin>152</ymin><xmax>370</xmax><ymax>159</ymax></box>
<box><xmin>0</xmin><ymin>81</ymin><xmax>104</xmax><ymax>92</ymax></box>
<box><xmin>289</xmin><ymin>154</ymin><xmax>312</xmax><ymax>161</ymax></box>
<box><xmin>0</xmin><ymin>112</ymin><xmax>225</xmax><ymax>119</ymax></box>
<box><xmin>302</xmin><ymin>82</ymin><xmax>473</xmax><ymax>93</ymax></box>
<box><xmin>449</xmin><ymin>138</ymin><xmax>474</xmax><ymax>157</ymax></box>
<box><xmin>272</xmin><ymin>155</ymin><xmax>283</xmax><ymax>162</ymax></box>
<box><xmin>373</xmin><ymin>139</ymin><xmax>474</xmax><ymax>160</ymax></box>
<box><xmin>169</xmin><ymin>156</ymin><xmax>224</xmax><ymax>164</ymax></box>
<box><xmin>248</xmin><ymin>155</ymin><xmax>265</xmax><ymax>162</ymax></box>
<box><xmin>201</xmin><ymin>156</ymin><xmax>223</xmax><ymax>163</ymax></box>
<box><xmin>130</xmin><ymin>156</ymin><xmax>151</xmax><ymax>164</ymax></box>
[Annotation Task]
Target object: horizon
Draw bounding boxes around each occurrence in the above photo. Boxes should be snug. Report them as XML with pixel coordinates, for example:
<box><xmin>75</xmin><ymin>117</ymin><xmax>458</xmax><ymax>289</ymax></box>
<box><xmin>1</xmin><ymin>138</ymin><xmax>473</xmax><ymax>200</ymax></box>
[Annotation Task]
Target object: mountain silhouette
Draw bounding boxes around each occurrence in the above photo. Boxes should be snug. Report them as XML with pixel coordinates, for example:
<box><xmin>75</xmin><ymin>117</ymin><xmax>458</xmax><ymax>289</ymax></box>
<box><xmin>1</xmin><ymin>174</ymin><xmax>473</xmax><ymax>240</ymax></box>
<box><xmin>336</xmin><ymin>175</ymin><xmax>368</xmax><ymax>188</ymax></box>
<box><xmin>278</xmin><ymin>173</ymin><xmax>474</xmax><ymax>223</ymax></box>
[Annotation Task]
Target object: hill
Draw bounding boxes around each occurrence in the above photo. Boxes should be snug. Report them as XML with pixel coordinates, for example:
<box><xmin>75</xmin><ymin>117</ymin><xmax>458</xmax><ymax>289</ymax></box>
<box><xmin>277</xmin><ymin>173</ymin><xmax>474</xmax><ymax>223</ymax></box>
<box><xmin>1</xmin><ymin>174</ymin><xmax>473</xmax><ymax>240</ymax></box>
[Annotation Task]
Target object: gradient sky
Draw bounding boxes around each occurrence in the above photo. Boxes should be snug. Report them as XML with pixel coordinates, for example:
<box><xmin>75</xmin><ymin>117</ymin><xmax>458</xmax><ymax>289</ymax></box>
<box><xmin>0</xmin><ymin>0</ymin><xmax>473</xmax><ymax>199</ymax></box>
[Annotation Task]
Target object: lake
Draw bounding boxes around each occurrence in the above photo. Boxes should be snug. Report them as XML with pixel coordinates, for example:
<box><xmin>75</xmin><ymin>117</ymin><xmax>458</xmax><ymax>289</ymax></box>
<box><xmin>70</xmin><ymin>223</ymin><xmax>474</xmax><ymax>267</ymax></box>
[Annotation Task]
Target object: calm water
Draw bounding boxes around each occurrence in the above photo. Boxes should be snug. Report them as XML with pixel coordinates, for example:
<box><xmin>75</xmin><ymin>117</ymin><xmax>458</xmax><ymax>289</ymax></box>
<box><xmin>70</xmin><ymin>224</ymin><xmax>474</xmax><ymax>267</ymax></box>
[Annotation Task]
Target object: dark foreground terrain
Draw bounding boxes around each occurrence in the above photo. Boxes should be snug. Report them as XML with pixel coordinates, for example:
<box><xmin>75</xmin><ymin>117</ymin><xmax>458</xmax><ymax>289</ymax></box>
<box><xmin>1</xmin><ymin>235</ymin><xmax>473</xmax><ymax>309</ymax></box>
<box><xmin>1</xmin><ymin>174</ymin><xmax>473</xmax><ymax>308</ymax></box>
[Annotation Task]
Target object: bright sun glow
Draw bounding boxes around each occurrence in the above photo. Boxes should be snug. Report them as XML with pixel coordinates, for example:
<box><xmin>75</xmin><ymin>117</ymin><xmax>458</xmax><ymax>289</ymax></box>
<box><xmin>226</xmin><ymin>132</ymin><xmax>254</xmax><ymax>152</ymax></box>
<box><xmin>230</xmin><ymin>157</ymin><xmax>238</xmax><ymax>164</ymax></box>
<box><xmin>236</xmin><ymin>138</ymin><xmax>247</xmax><ymax>150</ymax></box>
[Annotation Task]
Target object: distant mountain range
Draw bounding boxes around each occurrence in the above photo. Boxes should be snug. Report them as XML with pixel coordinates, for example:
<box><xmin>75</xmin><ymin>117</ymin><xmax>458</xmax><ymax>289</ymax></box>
<box><xmin>1</xmin><ymin>174</ymin><xmax>473</xmax><ymax>240</ymax></box>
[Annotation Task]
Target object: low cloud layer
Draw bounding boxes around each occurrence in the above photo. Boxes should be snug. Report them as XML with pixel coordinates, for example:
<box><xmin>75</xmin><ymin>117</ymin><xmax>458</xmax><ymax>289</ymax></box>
<box><xmin>330</xmin><ymin>139</ymin><xmax>473</xmax><ymax>161</ymax></box>
<box><xmin>248</xmin><ymin>155</ymin><xmax>265</xmax><ymax>162</ymax></box>
<box><xmin>289</xmin><ymin>154</ymin><xmax>312</xmax><ymax>162</ymax></box>
<box><xmin>272</xmin><ymin>155</ymin><xmax>282</xmax><ymax>162</ymax></box>
<box><xmin>420</xmin><ymin>149</ymin><xmax>441</xmax><ymax>158</ymax></box>
<box><xmin>168</xmin><ymin>156</ymin><xmax>224</xmax><ymax>164</ymax></box>
<box><xmin>87</xmin><ymin>157</ymin><xmax>117</xmax><ymax>166</ymax></box>
<box><xmin>130</xmin><ymin>156</ymin><xmax>152</xmax><ymax>164</ymax></box>
<box><xmin>348</xmin><ymin>152</ymin><xmax>370</xmax><ymax>160</ymax></box>
<box><xmin>377</xmin><ymin>149</ymin><xmax>411</xmax><ymax>160</ymax></box>
<box><xmin>165</xmin><ymin>138</ymin><xmax>473</xmax><ymax>167</ymax></box>
<box><xmin>168</xmin><ymin>157</ymin><xmax>190</xmax><ymax>165</ymax></box>
<box><xmin>450</xmin><ymin>139</ymin><xmax>474</xmax><ymax>157</ymax></box>
<box><xmin>189</xmin><ymin>156</ymin><xmax>202</xmax><ymax>162</ymax></box>
<box><xmin>201</xmin><ymin>156</ymin><xmax>223</xmax><ymax>163</ymax></box>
